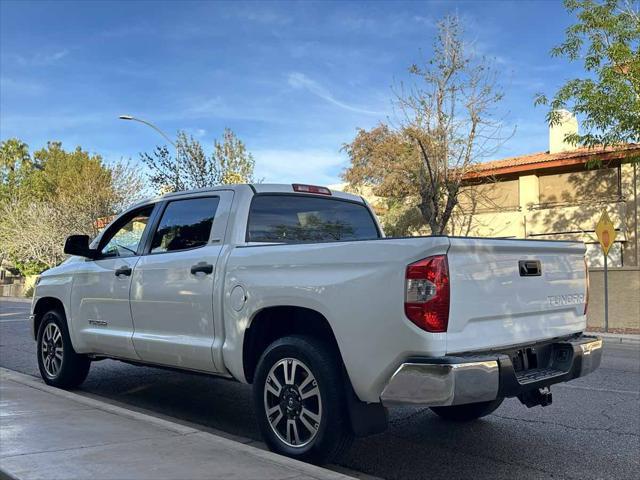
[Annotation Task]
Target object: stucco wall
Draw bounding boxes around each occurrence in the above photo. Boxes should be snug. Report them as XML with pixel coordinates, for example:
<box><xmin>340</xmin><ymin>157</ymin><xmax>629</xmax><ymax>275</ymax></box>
<box><xmin>453</xmin><ymin>161</ymin><xmax>638</xmax><ymax>268</ymax></box>
<box><xmin>621</xmin><ymin>162</ymin><xmax>639</xmax><ymax>267</ymax></box>
<box><xmin>587</xmin><ymin>267</ymin><xmax>640</xmax><ymax>332</ymax></box>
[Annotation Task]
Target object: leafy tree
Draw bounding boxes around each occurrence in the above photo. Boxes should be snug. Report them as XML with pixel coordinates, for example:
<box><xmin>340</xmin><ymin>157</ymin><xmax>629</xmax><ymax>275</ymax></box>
<box><xmin>343</xmin><ymin>16</ymin><xmax>507</xmax><ymax>235</ymax></box>
<box><xmin>535</xmin><ymin>0</ymin><xmax>640</xmax><ymax>147</ymax></box>
<box><xmin>141</xmin><ymin>128</ymin><xmax>256</xmax><ymax>193</ymax></box>
<box><xmin>342</xmin><ymin>125</ymin><xmax>426</xmax><ymax>235</ymax></box>
<box><xmin>214</xmin><ymin>128</ymin><xmax>256</xmax><ymax>184</ymax></box>
<box><xmin>0</xmin><ymin>138</ymin><xmax>34</xmax><ymax>205</ymax></box>
<box><xmin>0</xmin><ymin>141</ymin><xmax>145</xmax><ymax>275</ymax></box>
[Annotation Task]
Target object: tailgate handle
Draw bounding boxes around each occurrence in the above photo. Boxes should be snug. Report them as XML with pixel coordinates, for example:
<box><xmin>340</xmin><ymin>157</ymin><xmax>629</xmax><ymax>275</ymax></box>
<box><xmin>519</xmin><ymin>260</ymin><xmax>541</xmax><ymax>277</ymax></box>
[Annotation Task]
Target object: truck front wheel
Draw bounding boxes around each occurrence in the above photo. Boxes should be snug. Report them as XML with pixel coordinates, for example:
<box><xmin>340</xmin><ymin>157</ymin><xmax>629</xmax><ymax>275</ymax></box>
<box><xmin>36</xmin><ymin>309</ymin><xmax>91</xmax><ymax>388</ymax></box>
<box><xmin>430</xmin><ymin>398</ymin><xmax>504</xmax><ymax>422</ymax></box>
<box><xmin>252</xmin><ymin>335</ymin><xmax>353</xmax><ymax>464</ymax></box>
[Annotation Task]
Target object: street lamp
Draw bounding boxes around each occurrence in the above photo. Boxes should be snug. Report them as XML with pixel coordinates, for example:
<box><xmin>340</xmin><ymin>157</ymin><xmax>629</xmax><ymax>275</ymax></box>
<box><xmin>118</xmin><ymin>114</ymin><xmax>177</xmax><ymax>148</ymax></box>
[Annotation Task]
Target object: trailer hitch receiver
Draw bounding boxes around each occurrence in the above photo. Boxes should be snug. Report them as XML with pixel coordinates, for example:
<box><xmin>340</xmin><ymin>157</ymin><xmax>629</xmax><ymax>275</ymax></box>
<box><xmin>518</xmin><ymin>387</ymin><xmax>553</xmax><ymax>408</ymax></box>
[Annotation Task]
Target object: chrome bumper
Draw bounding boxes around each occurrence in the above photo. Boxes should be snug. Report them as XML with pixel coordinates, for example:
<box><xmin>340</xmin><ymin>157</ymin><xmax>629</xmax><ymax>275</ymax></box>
<box><xmin>381</xmin><ymin>335</ymin><xmax>603</xmax><ymax>407</ymax></box>
<box><xmin>578</xmin><ymin>338</ymin><xmax>603</xmax><ymax>377</ymax></box>
<box><xmin>381</xmin><ymin>360</ymin><xmax>499</xmax><ymax>407</ymax></box>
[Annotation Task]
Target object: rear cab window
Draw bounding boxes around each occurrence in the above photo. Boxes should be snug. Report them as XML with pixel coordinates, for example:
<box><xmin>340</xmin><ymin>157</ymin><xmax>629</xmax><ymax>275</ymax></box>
<box><xmin>247</xmin><ymin>194</ymin><xmax>380</xmax><ymax>244</ymax></box>
<box><xmin>150</xmin><ymin>197</ymin><xmax>220</xmax><ymax>253</ymax></box>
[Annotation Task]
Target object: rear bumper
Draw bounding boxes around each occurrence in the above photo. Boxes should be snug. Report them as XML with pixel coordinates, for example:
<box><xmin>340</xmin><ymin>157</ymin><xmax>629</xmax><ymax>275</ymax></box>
<box><xmin>380</xmin><ymin>335</ymin><xmax>602</xmax><ymax>407</ymax></box>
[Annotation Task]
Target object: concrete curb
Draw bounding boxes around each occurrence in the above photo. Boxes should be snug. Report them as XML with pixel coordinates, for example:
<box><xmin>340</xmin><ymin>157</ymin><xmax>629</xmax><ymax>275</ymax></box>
<box><xmin>586</xmin><ymin>332</ymin><xmax>640</xmax><ymax>344</ymax></box>
<box><xmin>0</xmin><ymin>367</ymin><xmax>355</xmax><ymax>480</ymax></box>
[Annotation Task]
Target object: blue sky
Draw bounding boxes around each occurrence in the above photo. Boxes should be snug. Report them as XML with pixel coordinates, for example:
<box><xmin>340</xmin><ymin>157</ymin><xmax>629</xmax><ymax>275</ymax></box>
<box><xmin>1</xmin><ymin>0</ymin><xmax>583</xmax><ymax>185</ymax></box>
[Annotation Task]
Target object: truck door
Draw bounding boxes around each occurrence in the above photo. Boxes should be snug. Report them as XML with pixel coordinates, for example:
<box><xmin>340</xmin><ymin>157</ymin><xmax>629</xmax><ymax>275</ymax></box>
<box><xmin>70</xmin><ymin>204</ymin><xmax>156</xmax><ymax>359</ymax></box>
<box><xmin>129</xmin><ymin>191</ymin><xmax>233</xmax><ymax>372</ymax></box>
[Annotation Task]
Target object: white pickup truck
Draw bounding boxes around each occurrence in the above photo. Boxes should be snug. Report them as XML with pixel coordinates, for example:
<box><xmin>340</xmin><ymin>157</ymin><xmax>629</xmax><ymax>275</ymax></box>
<box><xmin>30</xmin><ymin>183</ymin><xmax>602</xmax><ymax>463</ymax></box>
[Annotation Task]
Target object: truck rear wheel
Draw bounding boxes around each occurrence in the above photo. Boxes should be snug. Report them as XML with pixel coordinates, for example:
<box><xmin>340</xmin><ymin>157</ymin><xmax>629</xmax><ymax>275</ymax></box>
<box><xmin>252</xmin><ymin>335</ymin><xmax>353</xmax><ymax>464</ymax></box>
<box><xmin>37</xmin><ymin>309</ymin><xmax>91</xmax><ymax>388</ymax></box>
<box><xmin>430</xmin><ymin>398</ymin><xmax>504</xmax><ymax>422</ymax></box>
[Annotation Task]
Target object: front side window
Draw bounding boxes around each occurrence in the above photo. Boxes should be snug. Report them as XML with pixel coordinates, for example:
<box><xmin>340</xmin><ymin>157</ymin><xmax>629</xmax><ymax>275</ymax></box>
<box><xmin>100</xmin><ymin>206</ymin><xmax>154</xmax><ymax>258</ymax></box>
<box><xmin>247</xmin><ymin>195</ymin><xmax>380</xmax><ymax>243</ymax></box>
<box><xmin>150</xmin><ymin>197</ymin><xmax>219</xmax><ymax>253</ymax></box>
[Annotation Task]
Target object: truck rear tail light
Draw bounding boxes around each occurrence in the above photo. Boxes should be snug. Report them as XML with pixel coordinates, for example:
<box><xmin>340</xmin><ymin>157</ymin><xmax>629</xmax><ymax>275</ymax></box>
<box><xmin>292</xmin><ymin>184</ymin><xmax>332</xmax><ymax>195</ymax></box>
<box><xmin>404</xmin><ymin>255</ymin><xmax>450</xmax><ymax>333</ymax></box>
<box><xmin>584</xmin><ymin>256</ymin><xmax>589</xmax><ymax>316</ymax></box>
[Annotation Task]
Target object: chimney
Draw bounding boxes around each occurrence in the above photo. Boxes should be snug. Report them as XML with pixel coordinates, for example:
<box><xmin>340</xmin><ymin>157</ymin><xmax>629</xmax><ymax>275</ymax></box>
<box><xmin>549</xmin><ymin>109</ymin><xmax>578</xmax><ymax>154</ymax></box>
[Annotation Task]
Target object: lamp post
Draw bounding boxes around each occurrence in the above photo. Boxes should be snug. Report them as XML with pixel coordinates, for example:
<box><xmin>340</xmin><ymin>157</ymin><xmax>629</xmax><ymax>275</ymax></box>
<box><xmin>118</xmin><ymin>115</ymin><xmax>177</xmax><ymax>148</ymax></box>
<box><xmin>119</xmin><ymin>114</ymin><xmax>181</xmax><ymax>192</ymax></box>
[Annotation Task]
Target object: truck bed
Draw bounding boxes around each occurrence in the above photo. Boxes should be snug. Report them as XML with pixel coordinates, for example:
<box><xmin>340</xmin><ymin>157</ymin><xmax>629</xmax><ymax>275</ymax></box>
<box><xmin>223</xmin><ymin>235</ymin><xmax>587</xmax><ymax>402</ymax></box>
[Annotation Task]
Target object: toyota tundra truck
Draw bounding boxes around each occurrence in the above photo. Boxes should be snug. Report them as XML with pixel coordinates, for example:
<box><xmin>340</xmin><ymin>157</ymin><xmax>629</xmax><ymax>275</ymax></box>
<box><xmin>30</xmin><ymin>183</ymin><xmax>602</xmax><ymax>463</ymax></box>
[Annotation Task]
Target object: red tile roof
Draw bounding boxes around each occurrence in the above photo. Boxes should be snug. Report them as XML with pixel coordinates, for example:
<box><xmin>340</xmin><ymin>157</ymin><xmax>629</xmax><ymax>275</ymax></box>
<box><xmin>468</xmin><ymin>143</ymin><xmax>640</xmax><ymax>178</ymax></box>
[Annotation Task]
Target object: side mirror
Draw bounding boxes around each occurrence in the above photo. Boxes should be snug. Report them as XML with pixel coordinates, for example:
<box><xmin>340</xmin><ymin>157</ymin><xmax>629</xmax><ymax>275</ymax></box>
<box><xmin>63</xmin><ymin>235</ymin><xmax>96</xmax><ymax>259</ymax></box>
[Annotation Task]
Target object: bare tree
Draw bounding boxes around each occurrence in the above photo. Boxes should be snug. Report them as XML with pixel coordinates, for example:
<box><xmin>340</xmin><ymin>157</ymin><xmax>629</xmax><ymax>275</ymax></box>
<box><xmin>395</xmin><ymin>16</ymin><xmax>509</xmax><ymax>234</ymax></box>
<box><xmin>344</xmin><ymin>16</ymin><xmax>510</xmax><ymax>236</ymax></box>
<box><xmin>0</xmin><ymin>200</ymin><xmax>83</xmax><ymax>272</ymax></box>
<box><xmin>109</xmin><ymin>160</ymin><xmax>148</xmax><ymax>213</ymax></box>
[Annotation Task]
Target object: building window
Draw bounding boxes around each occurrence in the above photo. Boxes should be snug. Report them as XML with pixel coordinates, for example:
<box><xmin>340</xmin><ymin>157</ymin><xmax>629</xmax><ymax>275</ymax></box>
<box><xmin>457</xmin><ymin>180</ymin><xmax>519</xmax><ymax>213</ymax></box>
<box><xmin>538</xmin><ymin>168</ymin><xmax>620</xmax><ymax>206</ymax></box>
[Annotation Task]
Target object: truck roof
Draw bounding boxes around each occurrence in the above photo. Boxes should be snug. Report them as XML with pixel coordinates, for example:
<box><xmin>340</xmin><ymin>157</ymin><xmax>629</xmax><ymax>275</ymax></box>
<box><xmin>154</xmin><ymin>183</ymin><xmax>365</xmax><ymax>203</ymax></box>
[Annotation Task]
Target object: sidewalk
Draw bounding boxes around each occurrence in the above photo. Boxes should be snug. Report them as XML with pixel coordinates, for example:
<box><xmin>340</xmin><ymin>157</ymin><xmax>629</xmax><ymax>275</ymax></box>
<box><xmin>0</xmin><ymin>368</ymin><xmax>353</xmax><ymax>480</ymax></box>
<box><xmin>586</xmin><ymin>331</ymin><xmax>640</xmax><ymax>344</ymax></box>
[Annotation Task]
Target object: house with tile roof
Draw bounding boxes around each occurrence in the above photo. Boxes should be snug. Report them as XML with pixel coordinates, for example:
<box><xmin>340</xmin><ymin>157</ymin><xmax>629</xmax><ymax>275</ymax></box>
<box><xmin>456</xmin><ymin>117</ymin><xmax>639</xmax><ymax>270</ymax></box>
<box><xmin>453</xmin><ymin>115</ymin><xmax>639</xmax><ymax>332</ymax></box>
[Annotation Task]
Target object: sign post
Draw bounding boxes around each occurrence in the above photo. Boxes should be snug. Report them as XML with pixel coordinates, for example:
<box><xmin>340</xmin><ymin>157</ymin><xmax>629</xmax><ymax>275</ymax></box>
<box><xmin>595</xmin><ymin>210</ymin><xmax>616</xmax><ymax>332</ymax></box>
<box><xmin>604</xmin><ymin>254</ymin><xmax>608</xmax><ymax>332</ymax></box>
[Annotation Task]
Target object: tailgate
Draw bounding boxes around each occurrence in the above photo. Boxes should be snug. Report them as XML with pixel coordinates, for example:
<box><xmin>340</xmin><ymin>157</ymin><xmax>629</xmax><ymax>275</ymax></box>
<box><xmin>446</xmin><ymin>237</ymin><xmax>587</xmax><ymax>354</ymax></box>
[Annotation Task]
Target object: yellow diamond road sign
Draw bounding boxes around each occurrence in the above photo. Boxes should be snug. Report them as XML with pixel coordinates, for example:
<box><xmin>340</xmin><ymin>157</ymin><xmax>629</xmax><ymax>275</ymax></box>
<box><xmin>596</xmin><ymin>210</ymin><xmax>616</xmax><ymax>257</ymax></box>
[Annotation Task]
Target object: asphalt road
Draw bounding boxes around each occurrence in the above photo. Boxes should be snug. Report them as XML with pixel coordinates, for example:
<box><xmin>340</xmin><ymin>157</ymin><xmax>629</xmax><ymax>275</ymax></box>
<box><xmin>1</xmin><ymin>298</ymin><xmax>639</xmax><ymax>479</ymax></box>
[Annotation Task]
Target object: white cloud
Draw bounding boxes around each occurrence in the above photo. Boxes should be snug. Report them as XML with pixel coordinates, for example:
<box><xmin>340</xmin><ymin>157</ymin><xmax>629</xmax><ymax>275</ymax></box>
<box><xmin>13</xmin><ymin>49</ymin><xmax>69</xmax><ymax>67</ymax></box>
<box><xmin>464</xmin><ymin>39</ymin><xmax>509</xmax><ymax>65</ymax></box>
<box><xmin>183</xmin><ymin>96</ymin><xmax>224</xmax><ymax>117</ymax></box>
<box><xmin>233</xmin><ymin>9</ymin><xmax>291</xmax><ymax>26</ymax></box>
<box><xmin>413</xmin><ymin>15</ymin><xmax>435</xmax><ymax>26</ymax></box>
<box><xmin>176</xmin><ymin>96</ymin><xmax>285</xmax><ymax>124</ymax></box>
<box><xmin>0</xmin><ymin>77</ymin><xmax>45</xmax><ymax>96</ymax></box>
<box><xmin>100</xmin><ymin>24</ymin><xmax>152</xmax><ymax>38</ymax></box>
<box><xmin>287</xmin><ymin>72</ymin><xmax>383</xmax><ymax>116</ymax></box>
<box><xmin>49</xmin><ymin>50</ymin><xmax>69</xmax><ymax>62</ymax></box>
<box><xmin>0</xmin><ymin>112</ymin><xmax>107</xmax><ymax>137</ymax></box>
<box><xmin>253</xmin><ymin>148</ymin><xmax>346</xmax><ymax>185</ymax></box>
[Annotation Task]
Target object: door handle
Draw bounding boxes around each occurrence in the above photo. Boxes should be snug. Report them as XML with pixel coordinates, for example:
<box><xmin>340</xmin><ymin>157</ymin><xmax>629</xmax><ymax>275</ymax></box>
<box><xmin>191</xmin><ymin>262</ymin><xmax>213</xmax><ymax>275</ymax></box>
<box><xmin>114</xmin><ymin>266</ymin><xmax>132</xmax><ymax>277</ymax></box>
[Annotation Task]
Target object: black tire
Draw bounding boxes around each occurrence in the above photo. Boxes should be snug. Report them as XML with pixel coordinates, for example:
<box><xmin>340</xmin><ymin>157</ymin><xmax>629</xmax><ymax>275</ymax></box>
<box><xmin>37</xmin><ymin>309</ymin><xmax>91</xmax><ymax>388</ymax></box>
<box><xmin>252</xmin><ymin>335</ymin><xmax>353</xmax><ymax>464</ymax></box>
<box><xmin>430</xmin><ymin>398</ymin><xmax>504</xmax><ymax>422</ymax></box>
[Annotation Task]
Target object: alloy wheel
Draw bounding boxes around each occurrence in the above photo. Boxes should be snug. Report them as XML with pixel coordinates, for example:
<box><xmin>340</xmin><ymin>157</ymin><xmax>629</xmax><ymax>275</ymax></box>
<box><xmin>263</xmin><ymin>357</ymin><xmax>322</xmax><ymax>448</ymax></box>
<box><xmin>41</xmin><ymin>322</ymin><xmax>64</xmax><ymax>378</ymax></box>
